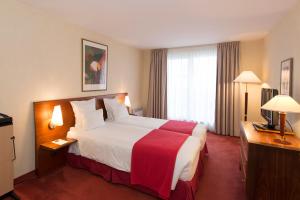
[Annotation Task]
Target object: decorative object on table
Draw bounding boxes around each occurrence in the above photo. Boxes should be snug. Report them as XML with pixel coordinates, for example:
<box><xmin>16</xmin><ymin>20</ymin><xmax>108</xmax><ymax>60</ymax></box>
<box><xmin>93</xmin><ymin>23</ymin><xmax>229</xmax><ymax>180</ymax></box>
<box><xmin>280</xmin><ymin>58</ymin><xmax>293</xmax><ymax>96</ymax></box>
<box><xmin>48</xmin><ymin>105</ymin><xmax>63</xmax><ymax>129</ymax></box>
<box><xmin>82</xmin><ymin>39</ymin><xmax>108</xmax><ymax>91</ymax></box>
<box><xmin>124</xmin><ymin>95</ymin><xmax>132</xmax><ymax>114</ymax></box>
<box><xmin>234</xmin><ymin>70</ymin><xmax>261</xmax><ymax>121</ymax></box>
<box><xmin>261</xmin><ymin>95</ymin><xmax>300</xmax><ymax>145</ymax></box>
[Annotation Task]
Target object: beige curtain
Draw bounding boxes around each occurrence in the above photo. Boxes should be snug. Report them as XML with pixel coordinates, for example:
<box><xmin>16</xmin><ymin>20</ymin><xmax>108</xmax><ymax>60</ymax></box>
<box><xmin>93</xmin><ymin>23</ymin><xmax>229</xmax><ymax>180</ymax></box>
<box><xmin>215</xmin><ymin>42</ymin><xmax>240</xmax><ymax>136</ymax></box>
<box><xmin>146</xmin><ymin>49</ymin><xmax>168</xmax><ymax>119</ymax></box>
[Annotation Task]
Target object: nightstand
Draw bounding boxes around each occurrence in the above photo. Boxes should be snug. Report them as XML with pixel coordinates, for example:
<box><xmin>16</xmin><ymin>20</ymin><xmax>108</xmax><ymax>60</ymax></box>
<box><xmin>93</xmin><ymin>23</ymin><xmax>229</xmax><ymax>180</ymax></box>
<box><xmin>37</xmin><ymin>138</ymin><xmax>77</xmax><ymax>176</ymax></box>
<box><xmin>40</xmin><ymin>138</ymin><xmax>77</xmax><ymax>151</ymax></box>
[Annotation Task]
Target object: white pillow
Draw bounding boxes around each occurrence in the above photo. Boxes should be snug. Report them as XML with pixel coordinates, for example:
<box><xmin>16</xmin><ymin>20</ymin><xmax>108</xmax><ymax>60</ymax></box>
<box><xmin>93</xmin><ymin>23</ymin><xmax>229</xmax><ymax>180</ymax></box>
<box><xmin>103</xmin><ymin>98</ymin><xmax>119</xmax><ymax>120</ymax></box>
<box><xmin>113</xmin><ymin>103</ymin><xmax>129</xmax><ymax>120</ymax></box>
<box><xmin>81</xmin><ymin>109</ymin><xmax>105</xmax><ymax>130</ymax></box>
<box><xmin>103</xmin><ymin>98</ymin><xmax>129</xmax><ymax>120</ymax></box>
<box><xmin>70</xmin><ymin>98</ymin><xmax>96</xmax><ymax>129</ymax></box>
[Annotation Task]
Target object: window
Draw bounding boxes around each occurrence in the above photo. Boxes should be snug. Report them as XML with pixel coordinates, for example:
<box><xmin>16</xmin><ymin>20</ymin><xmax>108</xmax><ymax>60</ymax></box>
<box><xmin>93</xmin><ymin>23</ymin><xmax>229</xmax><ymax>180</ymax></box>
<box><xmin>167</xmin><ymin>45</ymin><xmax>217</xmax><ymax>130</ymax></box>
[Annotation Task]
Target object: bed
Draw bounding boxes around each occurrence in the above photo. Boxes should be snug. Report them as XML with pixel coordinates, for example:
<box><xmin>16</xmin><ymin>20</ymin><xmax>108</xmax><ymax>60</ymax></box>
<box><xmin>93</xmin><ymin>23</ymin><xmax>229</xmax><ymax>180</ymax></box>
<box><xmin>33</xmin><ymin>93</ymin><xmax>208</xmax><ymax>200</ymax></box>
<box><xmin>107</xmin><ymin>115</ymin><xmax>207</xmax><ymax>138</ymax></box>
<box><xmin>103</xmin><ymin>97</ymin><xmax>207</xmax><ymax>137</ymax></box>
<box><xmin>67</xmin><ymin>122</ymin><xmax>206</xmax><ymax>190</ymax></box>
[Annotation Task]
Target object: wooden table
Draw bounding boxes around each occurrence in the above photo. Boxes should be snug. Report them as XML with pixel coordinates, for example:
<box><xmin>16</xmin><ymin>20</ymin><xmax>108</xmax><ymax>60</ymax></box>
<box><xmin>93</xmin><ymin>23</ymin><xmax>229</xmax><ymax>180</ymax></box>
<box><xmin>240</xmin><ymin>121</ymin><xmax>300</xmax><ymax>200</ymax></box>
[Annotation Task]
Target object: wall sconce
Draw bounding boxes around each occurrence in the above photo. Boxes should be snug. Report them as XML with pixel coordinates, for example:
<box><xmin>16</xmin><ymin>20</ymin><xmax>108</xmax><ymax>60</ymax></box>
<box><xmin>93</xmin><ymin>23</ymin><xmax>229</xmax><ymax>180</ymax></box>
<box><xmin>124</xmin><ymin>95</ymin><xmax>132</xmax><ymax>114</ymax></box>
<box><xmin>49</xmin><ymin>105</ymin><xmax>63</xmax><ymax>129</ymax></box>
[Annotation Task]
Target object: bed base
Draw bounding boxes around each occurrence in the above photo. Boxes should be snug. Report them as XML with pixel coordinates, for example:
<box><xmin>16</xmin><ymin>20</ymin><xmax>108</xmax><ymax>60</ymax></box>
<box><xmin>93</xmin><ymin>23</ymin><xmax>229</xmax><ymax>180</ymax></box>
<box><xmin>67</xmin><ymin>144</ymin><xmax>208</xmax><ymax>200</ymax></box>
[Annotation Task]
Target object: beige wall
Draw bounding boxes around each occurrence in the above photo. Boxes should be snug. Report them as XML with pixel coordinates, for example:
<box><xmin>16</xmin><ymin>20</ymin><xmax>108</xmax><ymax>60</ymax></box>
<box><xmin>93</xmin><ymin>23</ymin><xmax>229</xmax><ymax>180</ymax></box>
<box><xmin>263</xmin><ymin>2</ymin><xmax>300</xmax><ymax>137</ymax></box>
<box><xmin>240</xmin><ymin>40</ymin><xmax>265</xmax><ymax>122</ymax></box>
<box><xmin>141</xmin><ymin>50</ymin><xmax>151</xmax><ymax>114</ymax></box>
<box><xmin>0</xmin><ymin>0</ymin><xmax>143</xmax><ymax>178</ymax></box>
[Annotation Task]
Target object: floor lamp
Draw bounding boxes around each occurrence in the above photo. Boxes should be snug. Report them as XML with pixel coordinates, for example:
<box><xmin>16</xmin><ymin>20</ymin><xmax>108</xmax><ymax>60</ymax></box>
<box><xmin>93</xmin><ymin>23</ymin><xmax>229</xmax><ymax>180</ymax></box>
<box><xmin>234</xmin><ymin>71</ymin><xmax>261</xmax><ymax>121</ymax></box>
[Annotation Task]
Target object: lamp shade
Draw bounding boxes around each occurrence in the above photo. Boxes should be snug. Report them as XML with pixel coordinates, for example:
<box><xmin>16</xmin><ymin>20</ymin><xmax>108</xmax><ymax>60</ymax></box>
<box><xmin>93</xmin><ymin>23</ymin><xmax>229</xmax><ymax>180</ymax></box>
<box><xmin>51</xmin><ymin>105</ymin><xmax>63</xmax><ymax>126</ymax></box>
<box><xmin>124</xmin><ymin>95</ymin><xmax>131</xmax><ymax>107</ymax></box>
<box><xmin>234</xmin><ymin>71</ymin><xmax>261</xmax><ymax>83</ymax></box>
<box><xmin>261</xmin><ymin>95</ymin><xmax>300</xmax><ymax>113</ymax></box>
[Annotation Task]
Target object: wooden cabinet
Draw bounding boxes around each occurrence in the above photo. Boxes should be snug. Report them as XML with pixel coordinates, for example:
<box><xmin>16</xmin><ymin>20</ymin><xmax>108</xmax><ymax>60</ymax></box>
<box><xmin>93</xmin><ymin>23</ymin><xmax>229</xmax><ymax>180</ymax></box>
<box><xmin>0</xmin><ymin>125</ymin><xmax>14</xmax><ymax>197</ymax></box>
<box><xmin>37</xmin><ymin>138</ymin><xmax>77</xmax><ymax>176</ymax></box>
<box><xmin>240</xmin><ymin>122</ymin><xmax>300</xmax><ymax>200</ymax></box>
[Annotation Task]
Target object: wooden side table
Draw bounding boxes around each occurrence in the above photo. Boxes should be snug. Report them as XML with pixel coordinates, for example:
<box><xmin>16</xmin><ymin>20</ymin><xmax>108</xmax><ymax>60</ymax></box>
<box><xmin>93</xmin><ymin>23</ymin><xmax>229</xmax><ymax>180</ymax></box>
<box><xmin>40</xmin><ymin>138</ymin><xmax>77</xmax><ymax>151</ymax></box>
<box><xmin>37</xmin><ymin>138</ymin><xmax>77</xmax><ymax>176</ymax></box>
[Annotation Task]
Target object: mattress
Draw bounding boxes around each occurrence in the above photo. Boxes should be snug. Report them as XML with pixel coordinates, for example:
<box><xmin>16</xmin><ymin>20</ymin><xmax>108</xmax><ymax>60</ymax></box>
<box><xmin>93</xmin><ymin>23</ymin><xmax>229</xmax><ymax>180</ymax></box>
<box><xmin>67</xmin><ymin>122</ymin><xmax>207</xmax><ymax>190</ymax></box>
<box><xmin>108</xmin><ymin>115</ymin><xmax>207</xmax><ymax>138</ymax></box>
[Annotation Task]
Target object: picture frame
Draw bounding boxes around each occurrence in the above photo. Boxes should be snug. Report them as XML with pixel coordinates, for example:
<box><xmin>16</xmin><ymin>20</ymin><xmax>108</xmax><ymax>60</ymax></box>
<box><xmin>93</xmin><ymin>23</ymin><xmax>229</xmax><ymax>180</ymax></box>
<box><xmin>280</xmin><ymin>58</ymin><xmax>293</xmax><ymax>96</ymax></box>
<box><xmin>82</xmin><ymin>39</ymin><xmax>108</xmax><ymax>91</ymax></box>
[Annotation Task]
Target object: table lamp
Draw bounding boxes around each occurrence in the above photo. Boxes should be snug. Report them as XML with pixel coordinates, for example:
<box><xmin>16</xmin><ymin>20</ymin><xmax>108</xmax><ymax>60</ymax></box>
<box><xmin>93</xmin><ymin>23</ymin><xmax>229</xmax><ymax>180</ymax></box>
<box><xmin>234</xmin><ymin>71</ymin><xmax>261</xmax><ymax>121</ymax></box>
<box><xmin>261</xmin><ymin>95</ymin><xmax>300</xmax><ymax>145</ymax></box>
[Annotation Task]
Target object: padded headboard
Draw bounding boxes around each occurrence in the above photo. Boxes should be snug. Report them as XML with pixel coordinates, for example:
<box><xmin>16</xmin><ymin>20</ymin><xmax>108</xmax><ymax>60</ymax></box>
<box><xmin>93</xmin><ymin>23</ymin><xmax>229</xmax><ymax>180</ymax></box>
<box><xmin>33</xmin><ymin>92</ymin><xmax>127</xmax><ymax>172</ymax></box>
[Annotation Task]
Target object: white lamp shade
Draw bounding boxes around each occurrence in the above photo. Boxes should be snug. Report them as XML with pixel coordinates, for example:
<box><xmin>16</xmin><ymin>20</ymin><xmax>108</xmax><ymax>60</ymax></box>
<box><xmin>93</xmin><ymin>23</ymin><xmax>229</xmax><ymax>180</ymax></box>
<box><xmin>261</xmin><ymin>83</ymin><xmax>271</xmax><ymax>89</ymax></box>
<box><xmin>51</xmin><ymin>105</ymin><xmax>63</xmax><ymax>126</ymax></box>
<box><xmin>261</xmin><ymin>95</ymin><xmax>300</xmax><ymax>113</ymax></box>
<box><xmin>124</xmin><ymin>96</ymin><xmax>131</xmax><ymax>107</ymax></box>
<box><xmin>234</xmin><ymin>71</ymin><xmax>261</xmax><ymax>83</ymax></box>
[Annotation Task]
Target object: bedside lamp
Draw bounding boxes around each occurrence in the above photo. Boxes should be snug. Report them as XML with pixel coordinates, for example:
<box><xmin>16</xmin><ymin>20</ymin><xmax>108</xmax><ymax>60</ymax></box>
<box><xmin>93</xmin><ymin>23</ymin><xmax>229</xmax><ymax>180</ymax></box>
<box><xmin>49</xmin><ymin>105</ymin><xmax>63</xmax><ymax>129</ymax></box>
<box><xmin>124</xmin><ymin>95</ymin><xmax>132</xmax><ymax>114</ymax></box>
<box><xmin>234</xmin><ymin>71</ymin><xmax>261</xmax><ymax>121</ymax></box>
<box><xmin>261</xmin><ymin>95</ymin><xmax>300</xmax><ymax>145</ymax></box>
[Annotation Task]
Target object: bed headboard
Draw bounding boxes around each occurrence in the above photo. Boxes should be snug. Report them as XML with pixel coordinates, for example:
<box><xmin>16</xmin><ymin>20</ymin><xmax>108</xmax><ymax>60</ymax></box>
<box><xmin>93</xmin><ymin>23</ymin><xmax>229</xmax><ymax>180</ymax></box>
<box><xmin>33</xmin><ymin>92</ymin><xmax>127</xmax><ymax>175</ymax></box>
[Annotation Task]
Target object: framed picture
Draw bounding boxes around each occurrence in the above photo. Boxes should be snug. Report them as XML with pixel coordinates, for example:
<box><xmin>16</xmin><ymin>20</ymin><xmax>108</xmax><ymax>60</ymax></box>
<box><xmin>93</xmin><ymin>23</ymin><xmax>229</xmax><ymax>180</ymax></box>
<box><xmin>82</xmin><ymin>39</ymin><xmax>108</xmax><ymax>91</ymax></box>
<box><xmin>280</xmin><ymin>58</ymin><xmax>293</xmax><ymax>96</ymax></box>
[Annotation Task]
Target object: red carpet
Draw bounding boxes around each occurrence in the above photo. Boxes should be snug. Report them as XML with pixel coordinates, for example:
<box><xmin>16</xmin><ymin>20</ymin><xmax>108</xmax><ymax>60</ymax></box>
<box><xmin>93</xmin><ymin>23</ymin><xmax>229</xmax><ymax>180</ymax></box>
<box><xmin>10</xmin><ymin>133</ymin><xmax>246</xmax><ymax>200</ymax></box>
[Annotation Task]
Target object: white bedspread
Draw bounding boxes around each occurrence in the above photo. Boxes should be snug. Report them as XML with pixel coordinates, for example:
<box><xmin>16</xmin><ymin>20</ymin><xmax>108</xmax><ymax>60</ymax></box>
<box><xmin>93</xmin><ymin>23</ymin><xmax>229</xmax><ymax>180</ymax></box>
<box><xmin>108</xmin><ymin>115</ymin><xmax>208</xmax><ymax>138</ymax></box>
<box><xmin>67</xmin><ymin>122</ymin><xmax>207</xmax><ymax>190</ymax></box>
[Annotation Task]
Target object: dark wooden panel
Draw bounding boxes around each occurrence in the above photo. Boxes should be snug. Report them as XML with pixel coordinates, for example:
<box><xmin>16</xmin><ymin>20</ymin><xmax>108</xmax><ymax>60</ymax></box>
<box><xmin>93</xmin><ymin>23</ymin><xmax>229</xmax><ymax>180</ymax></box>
<box><xmin>34</xmin><ymin>93</ymin><xmax>127</xmax><ymax>175</ymax></box>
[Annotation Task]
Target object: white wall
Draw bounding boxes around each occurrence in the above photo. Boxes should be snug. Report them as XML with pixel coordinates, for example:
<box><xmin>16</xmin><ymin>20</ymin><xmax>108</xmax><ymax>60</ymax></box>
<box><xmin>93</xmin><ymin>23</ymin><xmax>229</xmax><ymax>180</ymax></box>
<box><xmin>0</xmin><ymin>0</ymin><xmax>143</xmax><ymax>178</ymax></box>
<box><xmin>263</xmin><ymin>1</ymin><xmax>300</xmax><ymax>137</ymax></box>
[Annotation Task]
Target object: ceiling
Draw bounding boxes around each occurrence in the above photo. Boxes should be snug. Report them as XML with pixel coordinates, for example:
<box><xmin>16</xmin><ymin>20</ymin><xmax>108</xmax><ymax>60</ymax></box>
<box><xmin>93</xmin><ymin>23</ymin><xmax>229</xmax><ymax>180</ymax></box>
<box><xmin>19</xmin><ymin>0</ymin><xmax>298</xmax><ymax>49</ymax></box>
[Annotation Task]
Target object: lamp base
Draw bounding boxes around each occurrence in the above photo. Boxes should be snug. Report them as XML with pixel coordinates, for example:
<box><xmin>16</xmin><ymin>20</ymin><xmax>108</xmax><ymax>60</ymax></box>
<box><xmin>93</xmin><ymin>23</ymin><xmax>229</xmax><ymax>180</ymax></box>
<box><xmin>273</xmin><ymin>138</ymin><xmax>291</xmax><ymax>145</ymax></box>
<box><xmin>48</xmin><ymin>122</ymin><xmax>56</xmax><ymax>130</ymax></box>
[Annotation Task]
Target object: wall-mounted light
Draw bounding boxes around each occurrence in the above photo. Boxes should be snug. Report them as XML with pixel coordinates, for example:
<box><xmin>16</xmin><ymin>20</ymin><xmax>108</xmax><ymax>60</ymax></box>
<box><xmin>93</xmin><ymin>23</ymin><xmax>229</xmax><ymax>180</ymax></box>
<box><xmin>124</xmin><ymin>95</ymin><xmax>132</xmax><ymax>114</ymax></box>
<box><xmin>124</xmin><ymin>95</ymin><xmax>131</xmax><ymax>107</ymax></box>
<box><xmin>49</xmin><ymin>105</ymin><xmax>63</xmax><ymax>129</ymax></box>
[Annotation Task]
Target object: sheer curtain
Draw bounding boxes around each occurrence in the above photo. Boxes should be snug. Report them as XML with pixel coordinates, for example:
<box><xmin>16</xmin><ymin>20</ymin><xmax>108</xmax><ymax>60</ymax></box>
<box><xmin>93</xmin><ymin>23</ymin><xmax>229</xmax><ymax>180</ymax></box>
<box><xmin>167</xmin><ymin>45</ymin><xmax>217</xmax><ymax>131</ymax></box>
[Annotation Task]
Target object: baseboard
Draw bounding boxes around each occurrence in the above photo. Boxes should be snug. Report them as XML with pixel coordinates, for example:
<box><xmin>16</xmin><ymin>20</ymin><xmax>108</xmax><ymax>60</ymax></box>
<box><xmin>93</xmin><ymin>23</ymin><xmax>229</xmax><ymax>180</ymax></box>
<box><xmin>14</xmin><ymin>170</ymin><xmax>37</xmax><ymax>185</ymax></box>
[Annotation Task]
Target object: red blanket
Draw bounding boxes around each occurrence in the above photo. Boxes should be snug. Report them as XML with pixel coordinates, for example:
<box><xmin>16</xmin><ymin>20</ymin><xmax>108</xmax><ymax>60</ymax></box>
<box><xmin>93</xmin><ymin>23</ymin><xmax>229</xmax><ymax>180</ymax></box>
<box><xmin>159</xmin><ymin>120</ymin><xmax>197</xmax><ymax>135</ymax></box>
<box><xmin>131</xmin><ymin>129</ymin><xmax>189</xmax><ymax>199</ymax></box>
